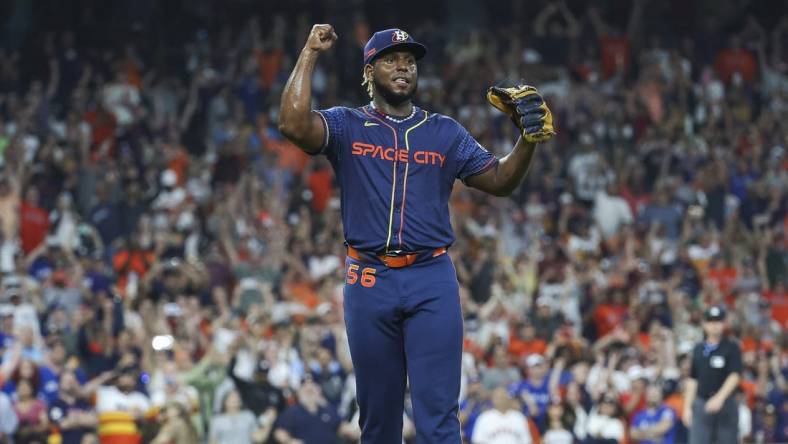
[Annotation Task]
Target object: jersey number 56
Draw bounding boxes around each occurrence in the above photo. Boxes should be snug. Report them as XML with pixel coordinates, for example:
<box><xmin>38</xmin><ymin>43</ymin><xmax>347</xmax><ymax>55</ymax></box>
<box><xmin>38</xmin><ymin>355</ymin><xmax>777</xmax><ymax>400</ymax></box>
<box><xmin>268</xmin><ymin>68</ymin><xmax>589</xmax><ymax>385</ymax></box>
<box><xmin>346</xmin><ymin>264</ymin><xmax>377</xmax><ymax>288</ymax></box>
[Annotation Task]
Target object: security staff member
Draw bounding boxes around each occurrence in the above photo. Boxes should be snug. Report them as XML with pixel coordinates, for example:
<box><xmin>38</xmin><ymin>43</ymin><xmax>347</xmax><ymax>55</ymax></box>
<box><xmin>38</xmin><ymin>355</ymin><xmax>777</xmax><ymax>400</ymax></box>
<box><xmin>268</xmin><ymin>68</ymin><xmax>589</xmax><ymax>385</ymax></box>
<box><xmin>682</xmin><ymin>305</ymin><xmax>742</xmax><ymax>444</ymax></box>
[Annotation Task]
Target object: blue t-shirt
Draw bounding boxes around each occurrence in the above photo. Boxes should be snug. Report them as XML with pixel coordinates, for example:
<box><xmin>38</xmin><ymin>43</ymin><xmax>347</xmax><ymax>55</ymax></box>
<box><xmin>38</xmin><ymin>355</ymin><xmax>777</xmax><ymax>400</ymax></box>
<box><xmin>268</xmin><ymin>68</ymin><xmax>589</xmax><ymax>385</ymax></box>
<box><xmin>2</xmin><ymin>365</ymin><xmax>60</xmax><ymax>403</ymax></box>
<box><xmin>316</xmin><ymin>104</ymin><xmax>497</xmax><ymax>253</ymax></box>
<box><xmin>631</xmin><ymin>404</ymin><xmax>677</xmax><ymax>444</ymax></box>
<box><xmin>508</xmin><ymin>371</ymin><xmax>572</xmax><ymax>422</ymax></box>
<box><xmin>508</xmin><ymin>377</ymin><xmax>551</xmax><ymax>430</ymax></box>
<box><xmin>275</xmin><ymin>403</ymin><xmax>341</xmax><ymax>444</ymax></box>
<box><xmin>459</xmin><ymin>398</ymin><xmax>491</xmax><ymax>440</ymax></box>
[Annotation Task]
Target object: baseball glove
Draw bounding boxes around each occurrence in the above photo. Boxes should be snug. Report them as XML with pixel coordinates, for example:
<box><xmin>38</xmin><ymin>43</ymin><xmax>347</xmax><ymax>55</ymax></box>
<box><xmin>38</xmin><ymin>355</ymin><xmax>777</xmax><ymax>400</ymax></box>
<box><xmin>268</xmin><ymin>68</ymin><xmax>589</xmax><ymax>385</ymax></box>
<box><xmin>486</xmin><ymin>85</ymin><xmax>555</xmax><ymax>144</ymax></box>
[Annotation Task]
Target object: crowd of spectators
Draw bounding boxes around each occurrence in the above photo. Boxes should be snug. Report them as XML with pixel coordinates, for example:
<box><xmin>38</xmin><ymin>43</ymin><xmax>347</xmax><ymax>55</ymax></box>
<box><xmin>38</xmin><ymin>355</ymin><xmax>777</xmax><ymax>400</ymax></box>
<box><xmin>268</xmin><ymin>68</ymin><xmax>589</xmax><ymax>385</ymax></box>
<box><xmin>0</xmin><ymin>0</ymin><xmax>785</xmax><ymax>443</ymax></box>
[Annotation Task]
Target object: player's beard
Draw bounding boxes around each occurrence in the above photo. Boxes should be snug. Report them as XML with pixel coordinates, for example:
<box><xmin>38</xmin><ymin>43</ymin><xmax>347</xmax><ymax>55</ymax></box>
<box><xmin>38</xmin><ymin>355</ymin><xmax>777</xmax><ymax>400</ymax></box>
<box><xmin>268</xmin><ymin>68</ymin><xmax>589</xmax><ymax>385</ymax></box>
<box><xmin>373</xmin><ymin>76</ymin><xmax>417</xmax><ymax>106</ymax></box>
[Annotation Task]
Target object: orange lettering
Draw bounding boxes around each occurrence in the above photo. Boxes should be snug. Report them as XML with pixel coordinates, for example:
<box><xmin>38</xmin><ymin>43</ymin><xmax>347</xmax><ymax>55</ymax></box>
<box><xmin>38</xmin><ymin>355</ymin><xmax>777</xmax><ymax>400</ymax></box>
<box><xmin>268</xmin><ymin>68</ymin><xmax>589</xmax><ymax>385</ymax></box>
<box><xmin>398</xmin><ymin>150</ymin><xmax>409</xmax><ymax>163</ymax></box>
<box><xmin>372</xmin><ymin>146</ymin><xmax>384</xmax><ymax>159</ymax></box>
<box><xmin>414</xmin><ymin>151</ymin><xmax>426</xmax><ymax>164</ymax></box>
<box><xmin>384</xmin><ymin>148</ymin><xmax>395</xmax><ymax>161</ymax></box>
<box><xmin>362</xmin><ymin>145</ymin><xmax>374</xmax><ymax>156</ymax></box>
<box><xmin>352</xmin><ymin>142</ymin><xmax>369</xmax><ymax>155</ymax></box>
<box><xmin>360</xmin><ymin>267</ymin><xmax>376</xmax><ymax>287</ymax></box>
<box><xmin>437</xmin><ymin>152</ymin><xmax>445</xmax><ymax>167</ymax></box>
<box><xmin>346</xmin><ymin>264</ymin><xmax>359</xmax><ymax>284</ymax></box>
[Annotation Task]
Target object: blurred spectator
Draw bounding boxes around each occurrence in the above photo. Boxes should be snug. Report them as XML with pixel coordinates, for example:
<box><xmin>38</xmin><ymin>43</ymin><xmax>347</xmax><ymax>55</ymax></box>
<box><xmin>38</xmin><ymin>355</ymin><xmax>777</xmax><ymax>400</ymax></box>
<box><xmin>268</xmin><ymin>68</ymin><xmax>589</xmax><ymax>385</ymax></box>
<box><xmin>150</xmin><ymin>402</ymin><xmax>199</xmax><ymax>444</ymax></box>
<box><xmin>481</xmin><ymin>344</ymin><xmax>520</xmax><ymax>391</ymax></box>
<box><xmin>586</xmin><ymin>393</ymin><xmax>625</xmax><ymax>443</ymax></box>
<box><xmin>13</xmin><ymin>378</ymin><xmax>49</xmax><ymax>443</ymax></box>
<box><xmin>542</xmin><ymin>399</ymin><xmax>575</xmax><ymax>444</ymax></box>
<box><xmin>87</xmin><ymin>367</ymin><xmax>151</xmax><ymax>444</ymax></box>
<box><xmin>459</xmin><ymin>376</ymin><xmax>490</xmax><ymax>442</ymax></box>
<box><xmin>273</xmin><ymin>378</ymin><xmax>342</xmax><ymax>444</ymax></box>
<box><xmin>508</xmin><ymin>354</ymin><xmax>564</xmax><ymax>430</ymax></box>
<box><xmin>47</xmin><ymin>369</ymin><xmax>97</xmax><ymax>444</ymax></box>
<box><xmin>471</xmin><ymin>387</ymin><xmax>538</xmax><ymax>444</ymax></box>
<box><xmin>0</xmin><ymin>390</ymin><xmax>18</xmax><ymax>443</ymax></box>
<box><xmin>209</xmin><ymin>389</ymin><xmax>268</xmax><ymax>444</ymax></box>
<box><xmin>629</xmin><ymin>383</ymin><xmax>677</xmax><ymax>444</ymax></box>
<box><xmin>226</xmin><ymin>341</ymin><xmax>286</xmax><ymax>417</ymax></box>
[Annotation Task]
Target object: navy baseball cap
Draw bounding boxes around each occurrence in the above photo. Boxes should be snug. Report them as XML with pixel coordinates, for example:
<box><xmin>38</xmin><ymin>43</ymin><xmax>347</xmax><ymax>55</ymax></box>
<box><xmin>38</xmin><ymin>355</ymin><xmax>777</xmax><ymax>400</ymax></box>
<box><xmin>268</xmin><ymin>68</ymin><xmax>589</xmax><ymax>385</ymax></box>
<box><xmin>704</xmin><ymin>305</ymin><xmax>726</xmax><ymax>321</ymax></box>
<box><xmin>363</xmin><ymin>28</ymin><xmax>427</xmax><ymax>66</ymax></box>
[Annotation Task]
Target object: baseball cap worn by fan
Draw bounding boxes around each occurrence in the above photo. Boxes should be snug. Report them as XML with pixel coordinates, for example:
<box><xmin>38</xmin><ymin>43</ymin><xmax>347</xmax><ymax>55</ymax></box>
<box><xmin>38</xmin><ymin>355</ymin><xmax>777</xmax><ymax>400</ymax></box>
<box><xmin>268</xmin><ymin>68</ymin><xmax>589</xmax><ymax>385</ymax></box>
<box><xmin>363</xmin><ymin>29</ymin><xmax>427</xmax><ymax>66</ymax></box>
<box><xmin>704</xmin><ymin>305</ymin><xmax>726</xmax><ymax>322</ymax></box>
<box><xmin>525</xmin><ymin>354</ymin><xmax>545</xmax><ymax>367</ymax></box>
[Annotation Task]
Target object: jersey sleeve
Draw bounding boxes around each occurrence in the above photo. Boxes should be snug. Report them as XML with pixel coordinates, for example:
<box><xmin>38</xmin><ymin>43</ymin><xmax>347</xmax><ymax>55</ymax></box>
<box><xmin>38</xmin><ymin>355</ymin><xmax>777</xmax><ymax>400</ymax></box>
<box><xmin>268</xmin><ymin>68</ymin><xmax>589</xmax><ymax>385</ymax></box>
<box><xmin>314</xmin><ymin>106</ymin><xmax>348</xmax><ymax>158</ymax></box>
<box><xmin>455</xmin><ymin>127</ymin><xmax>498</xmax><ymax>183</ymax></box>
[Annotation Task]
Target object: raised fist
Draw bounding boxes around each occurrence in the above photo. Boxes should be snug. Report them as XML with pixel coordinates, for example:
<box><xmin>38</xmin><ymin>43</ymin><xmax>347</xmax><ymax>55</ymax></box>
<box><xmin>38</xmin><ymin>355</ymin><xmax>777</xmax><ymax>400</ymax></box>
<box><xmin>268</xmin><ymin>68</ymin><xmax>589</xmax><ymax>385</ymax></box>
<box><xmin>305</xmin><ymin>24</ymin><xmax>338</xmax><ymax>52</ymax></box>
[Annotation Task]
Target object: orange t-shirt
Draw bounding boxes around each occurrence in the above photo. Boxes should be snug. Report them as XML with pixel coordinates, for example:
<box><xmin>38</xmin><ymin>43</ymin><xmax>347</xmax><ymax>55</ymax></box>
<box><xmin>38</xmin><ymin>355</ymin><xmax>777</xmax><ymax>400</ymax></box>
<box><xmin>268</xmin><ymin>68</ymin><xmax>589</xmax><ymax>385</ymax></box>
<box><xmin>256</xmin><ymin>48</ymin><xmax>283</xmax><ymax>90</ymax></box>
<box><xmin>706</xmin><ymin>267</ymin><xmax>738</xmax><ymax>296</ymax></box>
<box><xmin>664</xmin><ymin>393</ymin><xmax>683</xmax><ymax>418</ymax></box>
<box><xmin>287</xmin><ymin>281</ymin><xmax>320</xmax><ymax>310</ymax></box>
<box><xmin>508</xmin><ymin>335</ymin><xmax>547</xmax><ymax>358</ymax></box>
<box><xmin>308</xmin><ymin>168</ymin><xmax>334</xmax><ymax>213</ymax></box>
<box><xmin>112</xmin><ymin>250</ymin><xmax>156</xmax><ymax>296</ymax></box>
<box><xmin>593</xmin><ymin>304</ymin><xmax>628</xmax><ymax>338</ymax></box>
<box><xmin>264</xmin><ymin>137</ymin><xmax>309</xmax><ymax>174</ymax></box>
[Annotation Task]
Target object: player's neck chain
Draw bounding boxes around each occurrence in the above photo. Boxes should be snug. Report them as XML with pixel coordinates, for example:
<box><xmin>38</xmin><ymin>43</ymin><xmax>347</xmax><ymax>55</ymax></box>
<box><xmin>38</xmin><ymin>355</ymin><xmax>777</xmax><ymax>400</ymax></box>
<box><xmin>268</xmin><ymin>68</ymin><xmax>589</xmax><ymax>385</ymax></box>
<box><xmin>369</xmin><ymin>102</ymin><xmax>416</xmax><ymax>123</ymax></box>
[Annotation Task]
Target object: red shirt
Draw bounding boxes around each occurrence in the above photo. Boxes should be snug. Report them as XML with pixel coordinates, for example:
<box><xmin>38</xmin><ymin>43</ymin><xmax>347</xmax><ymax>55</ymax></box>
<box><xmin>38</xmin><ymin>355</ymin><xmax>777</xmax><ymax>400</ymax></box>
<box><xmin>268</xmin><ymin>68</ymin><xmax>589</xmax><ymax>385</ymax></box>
<box><xmin>763</xmin><ymin>289</ymin><xmax>788</xmax><ymax>327</ymax></box>
<box><xmin>593</xmin><ymin>304</ymin><xmax>628</xmax><ymax>338</ymax></box>
<box><xmin>308</xmin><ymin>168</ymin><xmax>334</xmax><ymax>213</ymax></box>
<box><xmin>19</xmin><ymin>201</ymin><xmax>49</xmax><ymax>253</ymax></box>
<box><xmin>714</xmin><ymin>48</ymin><xmax>757</xmax><ymax>84</ymax></box>
<box><xmin>599</xmin><ymin>36</ymin><xmax>630</xmax><ymax>79</ymax></box>
<box><xmin>620</xmin><ymin>391</ymin><xmax>647</xmax><ymax>423</ymax></box>
<box><xmin>112</xmin><ymin>249</ymin><xmax>156</xmax><ymax>296</ymax></box>
<box><xmin>706</xmin><ymin>267</ymin><xmax>738</xmax><ymax>296</ymax></box>
<box><xmin>508</xmin><ymin>334</ymin><xmax>547</xmax><ymax>359</ymax></box>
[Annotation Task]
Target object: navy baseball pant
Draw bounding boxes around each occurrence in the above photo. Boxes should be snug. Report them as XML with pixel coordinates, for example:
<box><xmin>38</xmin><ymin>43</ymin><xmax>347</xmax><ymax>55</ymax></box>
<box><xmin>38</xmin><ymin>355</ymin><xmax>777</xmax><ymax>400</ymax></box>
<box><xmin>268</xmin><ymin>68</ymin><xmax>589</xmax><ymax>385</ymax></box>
<box><xmin>343</xmin><ymin>251</ymin><xmax>463</xmax><ymax>443</ymax></box>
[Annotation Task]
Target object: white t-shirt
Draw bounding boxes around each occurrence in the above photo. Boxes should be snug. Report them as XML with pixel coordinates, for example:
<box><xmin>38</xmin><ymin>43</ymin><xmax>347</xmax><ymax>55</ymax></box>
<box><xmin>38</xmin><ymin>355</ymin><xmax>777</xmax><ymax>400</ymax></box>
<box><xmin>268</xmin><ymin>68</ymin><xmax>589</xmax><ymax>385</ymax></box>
<box><xmin>471</xmin><ymin>409</ymin><xmax>532</xmax><ymax>444</ymax></box>
<box><xmin>586</xmin><ymin>410</ymin><xmax>624</xmax><ymax>441</ymax></box>
<box><xmin>96</xmin><ymin>386</ymin><xmax>151</xmax><ymax>414</ymax></box>
<box><xmin>543</xmin><ymin>428</ymin><xmax>574</xmax><ymax>444</ymax></box>
<box><xmin>593</xmin><ymin>191</ymin><xmax>633</xmax><ymax>238</ymax></box>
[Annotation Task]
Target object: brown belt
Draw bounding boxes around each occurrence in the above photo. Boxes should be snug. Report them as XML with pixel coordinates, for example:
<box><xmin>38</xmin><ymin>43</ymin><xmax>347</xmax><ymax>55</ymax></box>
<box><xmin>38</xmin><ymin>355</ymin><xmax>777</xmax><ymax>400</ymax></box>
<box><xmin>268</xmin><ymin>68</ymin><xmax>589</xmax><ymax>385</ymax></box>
<box><xmin>346</xmin><ymin>245</ymin><xmax>447</xmax><ymax>268</ymax></box>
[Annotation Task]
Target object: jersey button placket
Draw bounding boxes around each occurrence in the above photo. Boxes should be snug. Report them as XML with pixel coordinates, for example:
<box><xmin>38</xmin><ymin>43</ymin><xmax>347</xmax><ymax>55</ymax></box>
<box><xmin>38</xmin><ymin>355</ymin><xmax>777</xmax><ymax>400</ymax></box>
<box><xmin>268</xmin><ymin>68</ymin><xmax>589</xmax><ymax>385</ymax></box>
<box><xmin>393</xmin><ymin>128</ymin><xmax>407</xmax><ymax>245</ymax></box>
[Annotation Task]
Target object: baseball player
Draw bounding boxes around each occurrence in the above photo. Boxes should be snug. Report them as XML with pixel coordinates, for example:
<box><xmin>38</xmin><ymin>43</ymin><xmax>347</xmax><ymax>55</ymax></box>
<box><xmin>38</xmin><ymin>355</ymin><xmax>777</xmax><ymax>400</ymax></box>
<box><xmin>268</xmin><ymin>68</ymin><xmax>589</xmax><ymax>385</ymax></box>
<box><xmin>278</xmin><ymin>24</ymin><xmax>554</xmax><ymax>443</ymax></box>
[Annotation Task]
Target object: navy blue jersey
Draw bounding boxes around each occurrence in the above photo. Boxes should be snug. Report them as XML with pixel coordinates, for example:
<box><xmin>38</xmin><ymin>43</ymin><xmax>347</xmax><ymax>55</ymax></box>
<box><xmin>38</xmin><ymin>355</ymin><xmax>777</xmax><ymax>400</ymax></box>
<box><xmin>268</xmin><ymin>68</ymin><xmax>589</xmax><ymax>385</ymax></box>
<box><xmin>316</xmin><ymin>104</ymin><xmax>497</xmax><ymax>252</ymax></box>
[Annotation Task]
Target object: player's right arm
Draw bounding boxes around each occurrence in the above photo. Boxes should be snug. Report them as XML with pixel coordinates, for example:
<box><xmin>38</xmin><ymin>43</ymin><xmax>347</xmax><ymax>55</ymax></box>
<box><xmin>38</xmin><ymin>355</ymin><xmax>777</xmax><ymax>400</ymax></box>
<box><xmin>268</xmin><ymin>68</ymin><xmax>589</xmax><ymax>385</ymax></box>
<box><xmin>278</xmin><ymin>24</ymin><xmax>337</xmax><ymax>154</ymax></box>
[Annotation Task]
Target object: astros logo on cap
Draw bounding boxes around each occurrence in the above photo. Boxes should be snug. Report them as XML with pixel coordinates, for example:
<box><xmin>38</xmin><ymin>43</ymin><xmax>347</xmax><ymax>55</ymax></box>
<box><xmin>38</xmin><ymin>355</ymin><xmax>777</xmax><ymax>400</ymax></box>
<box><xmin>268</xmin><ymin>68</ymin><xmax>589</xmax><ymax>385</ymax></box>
<box><xmin>392</xmin><ymin>30</ymin><xmax>409</xmax><ymax>42</ymax></box>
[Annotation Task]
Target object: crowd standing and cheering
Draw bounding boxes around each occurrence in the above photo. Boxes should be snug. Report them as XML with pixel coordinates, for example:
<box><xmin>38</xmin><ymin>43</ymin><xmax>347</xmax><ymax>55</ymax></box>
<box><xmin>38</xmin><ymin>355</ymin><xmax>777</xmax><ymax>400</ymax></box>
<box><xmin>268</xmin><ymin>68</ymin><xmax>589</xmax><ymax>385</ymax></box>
<box><xmin>0</xmin><ymin>0</ymin><xmax>785</xmax><ymax>443</ymax></box>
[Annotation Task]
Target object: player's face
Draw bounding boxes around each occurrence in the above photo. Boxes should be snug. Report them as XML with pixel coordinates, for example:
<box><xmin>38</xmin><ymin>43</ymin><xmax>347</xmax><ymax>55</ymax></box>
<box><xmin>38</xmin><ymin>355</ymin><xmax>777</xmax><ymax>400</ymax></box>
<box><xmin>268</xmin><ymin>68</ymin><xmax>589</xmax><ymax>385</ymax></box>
<box><xmin>371</xmin><ymin>50</ymin><xmax>418</xmax><ymax>105</ymax></box>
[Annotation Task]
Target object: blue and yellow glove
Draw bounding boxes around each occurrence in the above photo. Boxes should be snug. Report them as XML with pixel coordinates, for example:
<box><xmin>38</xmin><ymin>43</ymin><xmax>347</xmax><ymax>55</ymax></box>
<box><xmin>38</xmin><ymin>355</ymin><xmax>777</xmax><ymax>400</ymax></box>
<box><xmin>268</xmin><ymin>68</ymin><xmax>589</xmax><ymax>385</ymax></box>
<box><xmin>486</xmin><ymin>85</ymin><xmax>555</xmax><ymax>144</ymax></box>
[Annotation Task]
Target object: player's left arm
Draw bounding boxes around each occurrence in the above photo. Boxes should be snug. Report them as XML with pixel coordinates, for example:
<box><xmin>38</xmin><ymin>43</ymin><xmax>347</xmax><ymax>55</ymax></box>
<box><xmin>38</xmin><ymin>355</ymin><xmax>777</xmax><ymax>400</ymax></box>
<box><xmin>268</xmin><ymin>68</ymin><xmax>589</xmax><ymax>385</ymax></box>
<box><xmin>465</xmin><ymin>136</ymin><xmax>537</xmax><ymax>196</ymax></box>
<box><xmin>467</xmin><ymin>84</ymin><xmax>554</xmax><ymax>196</ymax></box>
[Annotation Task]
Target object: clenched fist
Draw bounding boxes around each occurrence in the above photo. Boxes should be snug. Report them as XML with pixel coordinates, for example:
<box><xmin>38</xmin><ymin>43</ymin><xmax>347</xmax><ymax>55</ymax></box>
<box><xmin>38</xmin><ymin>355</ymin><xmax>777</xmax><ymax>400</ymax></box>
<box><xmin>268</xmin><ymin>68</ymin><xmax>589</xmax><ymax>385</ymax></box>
<box><xmin>305</xmin><ymin>24</ymin><xmax>338</xmax><ymax>52</ymax></box>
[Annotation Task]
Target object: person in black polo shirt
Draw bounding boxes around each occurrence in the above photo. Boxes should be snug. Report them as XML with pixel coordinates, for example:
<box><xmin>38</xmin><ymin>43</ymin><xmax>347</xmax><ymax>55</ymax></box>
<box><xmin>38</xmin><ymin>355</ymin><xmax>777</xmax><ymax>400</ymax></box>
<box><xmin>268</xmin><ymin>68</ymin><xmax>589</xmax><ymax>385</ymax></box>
<box><xmin>682</xmin><ymin>305</ymin><xmax>742</xmax><ymax>444</ymax></box>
